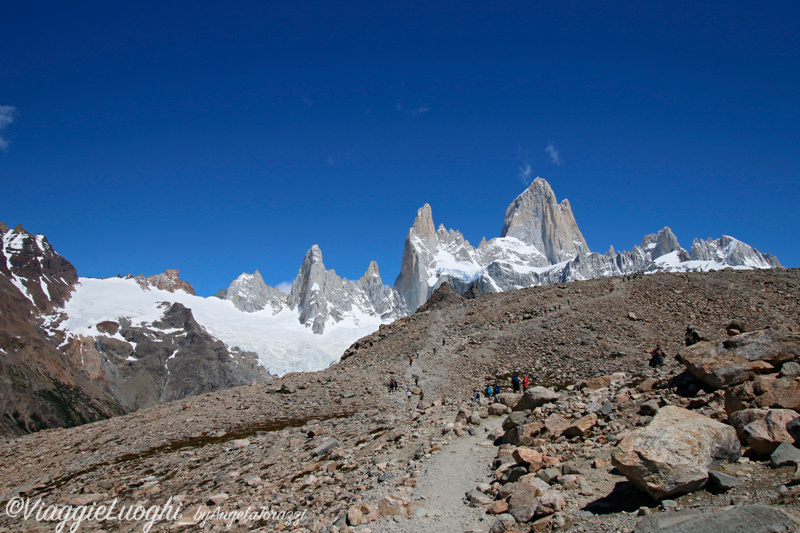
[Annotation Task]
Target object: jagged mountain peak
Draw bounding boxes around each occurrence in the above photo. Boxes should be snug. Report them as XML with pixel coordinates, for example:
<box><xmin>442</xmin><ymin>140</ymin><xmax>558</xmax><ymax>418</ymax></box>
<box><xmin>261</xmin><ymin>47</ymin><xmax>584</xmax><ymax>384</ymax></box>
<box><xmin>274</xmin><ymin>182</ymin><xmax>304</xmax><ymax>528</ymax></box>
<box><xmin>500</xmin><ymin>177</ymin><xmax>590</xmax><ymax>263</ymax></box>
<box><xmin>410</xmin><ymin>203</ymin><xmax>437</xmax><ymax>241</ymax></box>
<box><xmin>638</xmin><ymin>227</ymin><xmax>683</xmax><ymax>260</ymax></box>
<box><xmin>361</xmin><ymin>260</ymin><xmax>381</xmax><ymax>280</ymax></box>
<box><xmin>1</xmin><ymin>223</ymin><xmax>77</xmax><ymax>312</ymax></box>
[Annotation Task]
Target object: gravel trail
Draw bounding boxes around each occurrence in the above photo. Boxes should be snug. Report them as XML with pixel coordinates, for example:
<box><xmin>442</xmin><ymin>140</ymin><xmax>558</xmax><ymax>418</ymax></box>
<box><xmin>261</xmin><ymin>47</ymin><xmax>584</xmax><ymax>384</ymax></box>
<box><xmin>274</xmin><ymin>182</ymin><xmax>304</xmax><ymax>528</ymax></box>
<box><xmin>380</xmin><ymin>415</ymin><xmax>504</xmax><ymax>533</ymax></box>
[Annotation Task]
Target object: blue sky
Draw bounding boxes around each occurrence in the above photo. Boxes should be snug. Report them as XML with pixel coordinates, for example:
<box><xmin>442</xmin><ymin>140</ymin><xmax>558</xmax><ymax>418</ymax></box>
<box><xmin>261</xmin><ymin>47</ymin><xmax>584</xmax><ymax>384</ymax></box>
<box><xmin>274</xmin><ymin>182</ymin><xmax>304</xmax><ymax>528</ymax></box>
<box><xmin>2</xmin><ymin>1</ymin><xmax>798</xmax><ymax>296</ymax></box>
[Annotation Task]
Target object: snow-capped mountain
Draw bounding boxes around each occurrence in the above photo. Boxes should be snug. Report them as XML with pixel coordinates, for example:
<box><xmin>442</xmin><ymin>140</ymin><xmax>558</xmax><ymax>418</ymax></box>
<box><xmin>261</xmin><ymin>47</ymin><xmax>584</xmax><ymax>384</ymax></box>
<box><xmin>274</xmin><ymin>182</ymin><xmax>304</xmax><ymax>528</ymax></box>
<box><xmin>215</xmin><ymin>270</ymin><xmax>288</xmax><ymax>314</ymax></box>
<box><xmin>393</xmin><ymin>178</ymin><xmax>782</xmax><ymax>312</ymax></box>
<box><xmin>217</xmin><ymin>244</ymin><xmax>406</xmax><ymax>334</ymax></box>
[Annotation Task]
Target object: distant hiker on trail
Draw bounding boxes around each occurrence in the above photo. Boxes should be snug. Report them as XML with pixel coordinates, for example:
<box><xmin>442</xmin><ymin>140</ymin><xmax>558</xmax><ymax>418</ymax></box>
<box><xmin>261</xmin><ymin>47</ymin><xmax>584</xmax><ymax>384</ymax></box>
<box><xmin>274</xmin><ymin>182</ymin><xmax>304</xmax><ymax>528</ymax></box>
<box><xmin>389</xmin><ymin>377</ymin><xmax>398</xmax><ymax>393</ymax></box>
<box><xmin>493</xmin><ymin>384</ymin><xmax>501</xmax><ymax>397</ymax></box>
<box><xmin>511</xmin><ymin>374</ymin><xmax>520</xmax><ymax>393</ymax></box>
<box><xmin>649</xmin><ymin>343</ymin><xmax>666</xmax><ymax>368</ymax></box>
<box><xmin>485</xmin><ymin>385</ymin><xmax>492</xmax><ymax>398</ymax></box>
<box><xmin>685</xmin><ymin>325</ymin><xmax>703</xmax><ymax>347</ymax></box>
<box><xmin>474</xmin><ymin>390</ymin><xmax>480</xmax><ymax>401</ymax></box>
<box><xmin>408</xmin><ymin>354</ymin><xmax>414</xmax><ymax>366</ymax></box>
<box><xmin>414</xmin><ymin>374</ymin><xmax>419</xmax><ymax>387</ymax></box>
<box><xmin>407</xmin><ymin>389</ymin><xmax>412</xmax><ymax>402</ymax></box>
<box><xmin>522</xmin><ymin>375</ymin><xmax>530</xmax><ymax>392</ymax></box>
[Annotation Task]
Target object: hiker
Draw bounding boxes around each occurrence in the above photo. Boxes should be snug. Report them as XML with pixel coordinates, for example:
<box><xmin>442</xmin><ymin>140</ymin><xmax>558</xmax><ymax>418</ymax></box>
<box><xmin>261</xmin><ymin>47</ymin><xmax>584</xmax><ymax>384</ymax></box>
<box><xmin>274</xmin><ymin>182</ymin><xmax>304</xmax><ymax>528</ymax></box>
<box><xmin>409</xmin><ymin>353</ymin><xmax>414</xmax><ymax>366</ymax></box>
<box><xmin>407</xmin><ymin>389</ymin><xmax>412</xmax><ymax>402</ymax></box>
<box><xmin>522</xmin><ymin>375</ymin><xmax>530</xmax><ymax>392</ymax></box>
<box><xmin>474</xmin><ymin>390</ymin><xmax>480</xmax><ymax>401</ymax></box>
<box><xmin>414</xmin><ymin>374</ymin><xmax>419</xmax><ymax>387</ymax></box>
<box><xmin>388</xmin><ymin>378</ymin><xmax>394</xmax><ymax>393</ymax></box>
<box><xmin>649</xmin><ymin>342</ymin><xmax>666</xmax><ymax>368</ymax></box>
<box><xmin>485</xmin><ymin>384</ymin><xmax>492</xmax><ymax>398</ymax></box>
<box><xmin>685</xmin><ymin>325</ymin><xmax>702</xmax><ymax>347</ymax></box>
<box><xmin>511</xmin><ymin>374</ymin><xmax>520</xmax><ymax>393</ymax></box>
<box><xmin>493</xmin><ymin>383</ymin><xmax>501</xmax><ymax>397</ymax></box>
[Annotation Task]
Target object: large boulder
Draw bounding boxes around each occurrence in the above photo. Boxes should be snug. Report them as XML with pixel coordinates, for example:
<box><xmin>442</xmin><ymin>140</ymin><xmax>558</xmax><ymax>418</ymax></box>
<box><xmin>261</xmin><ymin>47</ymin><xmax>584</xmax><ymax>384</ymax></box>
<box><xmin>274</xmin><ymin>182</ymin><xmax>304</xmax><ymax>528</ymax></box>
<box><xmin>632</xmin><ymin>504</ymin><xmax>799</xmax><ymax>533</ymax></box>
<box><xmin>513</xmin><ymin>386</ymin><xmax>560</xmax><ymax>411</ymax></box>
<box><xmin>741</xmin><ymin>409</ymin><xmax>799</xmax><ymax>455</ymax></box>
<box><xmin>725</xmin><ymin>374</ymin><xmax>800</xmax><ymax>414</ymax></box>
<box><xmin>677</xmin><ymin>328</ymin><xmax>800</xmax><ymax>389</ymax></box>
<box><xmin>611</xmin><ymin>406</ymin><xmax>741</xmax><ymax>501</ymax></box>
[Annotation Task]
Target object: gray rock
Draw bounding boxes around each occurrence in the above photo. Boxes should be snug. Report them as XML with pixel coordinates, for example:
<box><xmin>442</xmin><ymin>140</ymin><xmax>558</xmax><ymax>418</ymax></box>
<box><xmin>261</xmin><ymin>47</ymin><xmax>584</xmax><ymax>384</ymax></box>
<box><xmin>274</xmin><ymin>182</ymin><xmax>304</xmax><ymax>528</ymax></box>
<box><xmin>312</xmin><ymin>438</ymin><xmax>341</xmax><ymax>457</ymax></box>
<box><xmin>788</xmin><ymin>417</ymin><xmax>800</xmax><ymax>444</ymax></box>
<box><xmin>780</xmin><ymin>361</ymin><xmax>800</xmax><ymax>377</ymax></box>
<box><xmin>490</xmin><ymin>513</ymin><xmax>518</xmax><ymax>533</ymax></box>
<box><xmin>501</xmin><ymin>466</ymin><xmax>529</xmax><ymax>484</ymax></box>
<box><xmin>513</xmin><ymin>387</ymin><xmax>560</xmax><ymax>411</ymax></box>
<box><xmin>639</xmin><ymin>400</ymin><xmax>661</xmax><ymax>416</ymax></box>
<box><xmin>537</xmin><ymin>468</ymin><xmax>561</xmax><ymax>484</ymax></box>
<box><xmin>770</xmin><ymin>442</ymin><xmax>800</xmax><ymax>468</ymax></box>
<box><xmin>707</xmin><ymin>470</ymin><xmax>738</xmax><ymax>491</ymax></box>
<box><xmin>632</xmin><ymin>504</ymin><xmax>799</xmax><ymax>532</ymax></box>
<box><xmin>509</xmin><ymin>504</ymin><xmax>536</xmax><ymax>523</ymax></box>
<box><xmin>502</xmin><ymin>410</ymin><xmax>530</xmax><ymax>430</ymax></box>
<box><xmin>465</xmin><ymin>489</ymin><xmax>493</xmax><ymax>507</ymax></box>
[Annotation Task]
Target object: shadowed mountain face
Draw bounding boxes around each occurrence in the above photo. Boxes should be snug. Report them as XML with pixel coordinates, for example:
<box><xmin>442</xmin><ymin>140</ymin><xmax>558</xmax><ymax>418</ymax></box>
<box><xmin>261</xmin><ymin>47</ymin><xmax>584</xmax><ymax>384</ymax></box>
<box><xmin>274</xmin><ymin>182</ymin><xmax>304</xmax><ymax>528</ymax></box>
<box><xmin>0</xmin><ymin>223</ymin><xmax>270</xmax><ymax>436</ymax></box>
<box><xmin>0</xmin><ymin>223</ymin><xmax>119</xmax><ymax>435</ymax></box>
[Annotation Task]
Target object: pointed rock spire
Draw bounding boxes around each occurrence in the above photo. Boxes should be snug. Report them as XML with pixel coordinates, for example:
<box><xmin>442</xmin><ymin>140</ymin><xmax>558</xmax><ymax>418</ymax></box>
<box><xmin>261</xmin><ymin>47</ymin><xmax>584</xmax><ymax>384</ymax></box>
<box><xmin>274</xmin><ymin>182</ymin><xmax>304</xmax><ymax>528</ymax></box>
<box><xmin>500</xmin><ymin>177</ymin><xmax>589</xmax><ymax>263</ymax></box>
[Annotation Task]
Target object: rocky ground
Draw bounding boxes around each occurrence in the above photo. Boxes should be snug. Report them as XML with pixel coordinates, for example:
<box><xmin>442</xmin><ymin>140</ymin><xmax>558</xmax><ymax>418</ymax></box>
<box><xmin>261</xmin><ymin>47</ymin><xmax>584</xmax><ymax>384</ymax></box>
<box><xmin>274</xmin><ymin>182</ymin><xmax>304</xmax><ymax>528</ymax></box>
<box><xmin>0</xmin><ymin>268</ymin><xmax>799</xmax><ymax>532</ymax></box>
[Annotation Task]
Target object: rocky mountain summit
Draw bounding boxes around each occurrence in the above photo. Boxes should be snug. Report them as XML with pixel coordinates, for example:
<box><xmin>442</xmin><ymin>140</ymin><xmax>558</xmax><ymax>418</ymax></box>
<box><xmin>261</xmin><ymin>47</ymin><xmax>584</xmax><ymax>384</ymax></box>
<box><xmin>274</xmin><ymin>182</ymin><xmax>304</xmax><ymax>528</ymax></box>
<box><xmin>0</xmin><ymin>268</ymin><xmax>798</xmax><ymax>532</ymax></box>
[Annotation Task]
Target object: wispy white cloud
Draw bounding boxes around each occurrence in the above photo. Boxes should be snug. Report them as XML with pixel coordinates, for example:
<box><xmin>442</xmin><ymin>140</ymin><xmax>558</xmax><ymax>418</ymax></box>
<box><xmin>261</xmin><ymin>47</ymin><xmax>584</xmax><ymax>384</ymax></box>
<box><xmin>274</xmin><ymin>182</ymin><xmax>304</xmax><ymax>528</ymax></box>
<box><xmin>275</xmin><ymin>281</ymin><xmax>293</xmax><ymax>294</ymax></box>
<box><xmin>0</xmin><ymin>105</ymin><xmax>17</xmax><ymax>152</ymax></box>
<box><xmin>519</xmin><ymin>161</ymin><xmax>533</xmax><ymax>185</ymax></box>
<box><xmin>516</xmin><ymin>145</ymin><xmax>534</xmax><ymax>187</ymax></box>
<box><xmin>396</xmin><ymin>99</ymin><xmax>430</xmax><ymax>117</ymax></box>
<box><xmin>545</xmin><ymin>142</ymin><xmax>562</xmax><ymax>165</ymax></box>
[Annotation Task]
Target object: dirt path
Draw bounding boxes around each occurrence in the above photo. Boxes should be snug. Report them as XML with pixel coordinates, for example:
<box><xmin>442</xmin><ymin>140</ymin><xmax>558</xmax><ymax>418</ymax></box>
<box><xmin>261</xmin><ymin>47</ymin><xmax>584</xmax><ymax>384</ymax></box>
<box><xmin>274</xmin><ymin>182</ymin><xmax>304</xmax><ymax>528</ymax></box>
<box><xmin>381</xmin><ymin>414</ymin><xmax>504</xmax><ymax>533</ymax></box>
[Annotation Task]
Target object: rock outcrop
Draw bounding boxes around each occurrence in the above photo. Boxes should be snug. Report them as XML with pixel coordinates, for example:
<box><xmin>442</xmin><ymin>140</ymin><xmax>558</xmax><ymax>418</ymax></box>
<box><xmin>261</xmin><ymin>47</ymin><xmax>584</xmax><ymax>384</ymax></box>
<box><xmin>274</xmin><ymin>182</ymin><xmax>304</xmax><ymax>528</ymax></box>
<box><xmin>677</xmin><ymin>328</ymin><xmax>800</xmax><ymax>389</ymax></box>
<box><xmin>611</xmin><ymin>406</ymin><xmax>741</xmax><ymax>500</ymax></box>
<box><xmin>133</xmin><ymin>269</ymin><xmax>195</xmax><ymax>295</ymax></box>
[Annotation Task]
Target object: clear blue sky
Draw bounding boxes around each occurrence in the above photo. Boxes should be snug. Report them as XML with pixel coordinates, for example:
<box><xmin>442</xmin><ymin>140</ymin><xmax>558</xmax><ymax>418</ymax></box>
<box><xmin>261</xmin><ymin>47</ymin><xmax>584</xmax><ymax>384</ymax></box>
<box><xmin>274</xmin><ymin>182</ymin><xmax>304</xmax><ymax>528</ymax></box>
<box><xmin>2</xmin><ymin>1</ymin><xmax>798</xmax><ymax>296</ymax></box>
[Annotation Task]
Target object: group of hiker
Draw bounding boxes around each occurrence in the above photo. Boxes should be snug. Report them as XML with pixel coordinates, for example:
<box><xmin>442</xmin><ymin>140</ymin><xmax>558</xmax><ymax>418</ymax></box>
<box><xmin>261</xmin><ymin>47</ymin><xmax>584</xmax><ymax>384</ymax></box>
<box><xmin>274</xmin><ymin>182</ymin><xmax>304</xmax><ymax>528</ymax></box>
<box><xmin>648</xmin><ymin>324</ymin><xmax>706</xmax><ymax>368</ymax></box>
<box><xmin>474</xmin><ymin>372</ymin><xmax>531</xmax><ymax>400</ymax></box>
<box><xmin>387</xmin><ymin>373</ymin><xmax>423</xmax><ymax>402</ymax></box>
